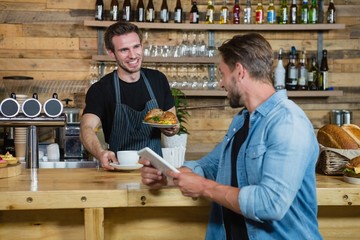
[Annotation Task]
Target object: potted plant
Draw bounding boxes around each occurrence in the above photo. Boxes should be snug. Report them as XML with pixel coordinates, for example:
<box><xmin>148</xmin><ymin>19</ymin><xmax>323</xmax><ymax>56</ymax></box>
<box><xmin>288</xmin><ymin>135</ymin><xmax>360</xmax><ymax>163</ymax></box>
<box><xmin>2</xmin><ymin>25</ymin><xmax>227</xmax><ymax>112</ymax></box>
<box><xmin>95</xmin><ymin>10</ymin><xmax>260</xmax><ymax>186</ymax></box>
<box><xmin>161</xmin><ymin>88</ymin><xmax>190</xmax><ymax>148</ymax></box>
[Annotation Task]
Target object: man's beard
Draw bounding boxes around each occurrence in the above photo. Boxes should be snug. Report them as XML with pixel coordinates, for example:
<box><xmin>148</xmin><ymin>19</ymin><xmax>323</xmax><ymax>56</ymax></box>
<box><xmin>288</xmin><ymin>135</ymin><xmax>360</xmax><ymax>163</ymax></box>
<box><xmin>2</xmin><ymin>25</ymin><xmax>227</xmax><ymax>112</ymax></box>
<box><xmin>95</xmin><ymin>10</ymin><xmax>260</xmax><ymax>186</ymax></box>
<box><xmin>228</xmin><ymin>76</ymin><xmax>243</xmax><ymax>108</ymax></box>
<box><xmin>229</xmin><ymin>92</ymin><xmax>242</xmax><ymax>108</ymax></box>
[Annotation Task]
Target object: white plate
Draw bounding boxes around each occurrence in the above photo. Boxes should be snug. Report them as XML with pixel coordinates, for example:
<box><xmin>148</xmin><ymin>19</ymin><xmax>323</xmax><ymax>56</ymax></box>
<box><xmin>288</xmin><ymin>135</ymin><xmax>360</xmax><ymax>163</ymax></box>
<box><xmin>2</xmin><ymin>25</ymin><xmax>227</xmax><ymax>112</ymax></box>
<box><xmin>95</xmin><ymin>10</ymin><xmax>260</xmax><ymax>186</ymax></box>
<box><xmin>343</xmin><ymin>175</ymin><xmax>360</xmax><ymax>184</ymax></box>
<box><xmin>110</xmin><ymin>163</ymin><xmax>143</xmax><ymax>170</ymax></box>
<box><xmin>142</xmin><ymin>122</ymin><xmax>178</xmax><ymax>128</ymax></box>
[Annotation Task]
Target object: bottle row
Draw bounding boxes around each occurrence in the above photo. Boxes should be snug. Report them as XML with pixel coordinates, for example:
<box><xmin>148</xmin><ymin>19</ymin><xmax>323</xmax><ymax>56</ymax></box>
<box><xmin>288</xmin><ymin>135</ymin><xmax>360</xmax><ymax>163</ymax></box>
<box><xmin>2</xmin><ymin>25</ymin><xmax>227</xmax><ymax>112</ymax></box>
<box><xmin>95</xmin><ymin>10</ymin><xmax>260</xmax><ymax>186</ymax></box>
<box><xmin>95</xmin><ymin>0</ymin><xmax>336</xmax><ymax>24</ymax></box>
<box><xmin>273</xmin><ymin>47</ymin><xmax>329</xmax><ymax>91</ymax></box>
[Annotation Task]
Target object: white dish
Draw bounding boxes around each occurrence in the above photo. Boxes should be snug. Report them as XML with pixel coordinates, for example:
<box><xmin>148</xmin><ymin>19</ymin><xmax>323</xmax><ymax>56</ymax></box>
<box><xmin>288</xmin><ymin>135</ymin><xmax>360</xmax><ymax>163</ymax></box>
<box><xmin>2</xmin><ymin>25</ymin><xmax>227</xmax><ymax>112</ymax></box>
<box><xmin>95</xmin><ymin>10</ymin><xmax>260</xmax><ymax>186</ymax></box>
<box><xmin>137</xmin><ymin>147</ymin><xmax>180</xmax><ymax>176</ymax></box>
<box><xmin>110</xmin><ymin>163</ymin><xmax>143</xmax><ymax>170</ymax></box>
<box><xmin>343</xmin><ymin>175</ymin><xmax>360</xmax><ymax>185</ymax></box>
<box><xmin>142</xmin><ymin>122</ymin><xmax>178</xmax><ymax>128</ymax></box>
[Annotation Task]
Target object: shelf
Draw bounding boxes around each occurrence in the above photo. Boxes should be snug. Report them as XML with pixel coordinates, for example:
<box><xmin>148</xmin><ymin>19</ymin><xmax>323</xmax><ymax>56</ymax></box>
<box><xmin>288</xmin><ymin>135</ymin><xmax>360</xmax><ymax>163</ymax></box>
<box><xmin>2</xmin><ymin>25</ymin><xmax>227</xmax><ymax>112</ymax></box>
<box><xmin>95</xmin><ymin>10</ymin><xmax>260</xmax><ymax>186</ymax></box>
<box><xmin>92</xmin><ymin>55</ymin><xmax>217</xmax><ymax>64</ymax></box>
<box><xmin>84</xmin><ymin>20</ymin><xmax>345</xmax><ymax>31</ymax></box>
<box><xmin>182</xmin><ymin>90</ymin><xmax>343</xmax><ymax>98</ymax></box>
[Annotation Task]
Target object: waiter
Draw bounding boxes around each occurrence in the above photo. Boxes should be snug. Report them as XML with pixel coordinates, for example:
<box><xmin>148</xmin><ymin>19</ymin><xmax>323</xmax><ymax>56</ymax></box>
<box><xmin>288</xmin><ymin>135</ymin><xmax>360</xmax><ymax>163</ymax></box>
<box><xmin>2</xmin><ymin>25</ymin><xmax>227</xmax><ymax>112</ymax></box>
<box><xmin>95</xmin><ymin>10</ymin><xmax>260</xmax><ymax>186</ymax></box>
<box><xmin>80</xmin><ymin>22</ymin><xmax>178</xmax><ymax>170</ymax></box>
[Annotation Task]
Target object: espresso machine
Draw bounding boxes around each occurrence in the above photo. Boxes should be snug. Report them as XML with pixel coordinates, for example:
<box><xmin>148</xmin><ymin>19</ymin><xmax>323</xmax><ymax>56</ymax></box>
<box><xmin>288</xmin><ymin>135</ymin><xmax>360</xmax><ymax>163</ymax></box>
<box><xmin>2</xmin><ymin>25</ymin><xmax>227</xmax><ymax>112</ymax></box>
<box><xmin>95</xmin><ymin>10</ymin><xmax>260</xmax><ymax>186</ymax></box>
<box><xmin>56</xmin><ymin>99</ymin><xmax>83</xmax><ymax>160</ymax></box>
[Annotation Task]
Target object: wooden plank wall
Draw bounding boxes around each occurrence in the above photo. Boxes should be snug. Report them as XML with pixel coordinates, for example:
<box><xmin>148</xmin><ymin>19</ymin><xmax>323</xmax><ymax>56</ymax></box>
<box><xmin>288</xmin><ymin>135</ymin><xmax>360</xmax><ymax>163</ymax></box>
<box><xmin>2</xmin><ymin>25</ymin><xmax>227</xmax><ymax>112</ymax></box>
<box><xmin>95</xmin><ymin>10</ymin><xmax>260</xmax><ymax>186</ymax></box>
<box><xmin>0</xmin><ymin>0</ymin><xmax>360</xmax><ymax>154</ymax></box>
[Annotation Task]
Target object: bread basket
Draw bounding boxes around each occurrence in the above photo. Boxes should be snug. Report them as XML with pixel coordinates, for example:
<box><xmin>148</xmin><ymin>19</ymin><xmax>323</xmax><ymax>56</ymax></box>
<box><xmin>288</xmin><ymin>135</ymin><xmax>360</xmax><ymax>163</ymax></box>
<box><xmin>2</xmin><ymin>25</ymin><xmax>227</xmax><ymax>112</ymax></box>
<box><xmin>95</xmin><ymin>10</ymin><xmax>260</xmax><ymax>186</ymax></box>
<box><xmin>316</xmin><ymin>145</ymin><xmax>360</xmax><ymax>175</ymax></box>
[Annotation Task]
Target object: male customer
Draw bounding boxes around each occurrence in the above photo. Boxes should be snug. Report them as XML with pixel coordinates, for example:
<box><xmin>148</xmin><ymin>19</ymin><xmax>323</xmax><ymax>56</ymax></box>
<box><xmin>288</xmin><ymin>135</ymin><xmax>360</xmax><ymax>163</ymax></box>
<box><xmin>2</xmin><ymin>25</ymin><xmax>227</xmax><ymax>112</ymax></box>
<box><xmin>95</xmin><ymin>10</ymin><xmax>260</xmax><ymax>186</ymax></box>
<box><xmin>140</xmin><ymin>33</ymin><xmax>322</xmax><ymax>239</ymax></box>
<box><xmin>81</xmin><ymin>22</ymin><xmax>178</xmax><ymax>170</ymax></box>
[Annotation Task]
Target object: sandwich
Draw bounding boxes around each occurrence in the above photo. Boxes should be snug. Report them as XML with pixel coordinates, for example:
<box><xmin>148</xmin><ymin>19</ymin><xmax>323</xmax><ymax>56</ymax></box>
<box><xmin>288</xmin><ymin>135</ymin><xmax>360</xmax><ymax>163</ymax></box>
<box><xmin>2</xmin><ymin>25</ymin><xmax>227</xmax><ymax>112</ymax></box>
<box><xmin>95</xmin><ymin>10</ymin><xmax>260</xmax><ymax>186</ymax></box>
<box><xmin>344</xmin><ymin>156</ymin><xmax>360</xmax><ymax>178</ymax></box>
<box><xmin>144</xmin><ymin>108</ymin><xmax>177</xmax><ymax>125</ymax></box>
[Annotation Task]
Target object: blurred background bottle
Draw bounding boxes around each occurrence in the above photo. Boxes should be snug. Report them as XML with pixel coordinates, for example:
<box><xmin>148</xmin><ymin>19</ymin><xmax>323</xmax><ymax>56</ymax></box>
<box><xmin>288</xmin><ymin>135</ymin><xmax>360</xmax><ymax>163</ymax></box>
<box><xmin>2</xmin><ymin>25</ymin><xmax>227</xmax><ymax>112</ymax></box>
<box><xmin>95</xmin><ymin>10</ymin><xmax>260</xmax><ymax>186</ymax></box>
<box><xmin>274</xmin><ymin>48</ymin><xmax>286</xmax><ymax>90</ymax></box>
<box><xmin>286</xmin><ymin>47</ymin><xmax>298</xmax><ymax>91</ymax></box>
<box><xmin>297</xmin><ymin>50</ymin><xmax>308</xmax><ymax>90</ymax></box>
<box><xmin>220</xmin><ymin>0</ymin><xmax>230</xmax><ymax>24</ymax></box>
<box><xmin>290</xmin><ymin>0</ymin><xmax>298</xmax><ymax>24</ymax></box>
<box><xmin>205</xmin><ymin>0</ymin><xmax>215</xmax><ymax>24</ymax></box>
<box><xmin>279</xmin><ymin>0</ymin><xmax>288</xmax><ymax>24</ymax></box>
<box><xmin>190</xmin><ymin>0</ymin><xmax>199</xmax><ymax>24</ymax></box>
<box><xmin>233</xmin><ymin>0</ymin><xmax>240</xmax><ymax>24</ymax></box>
<box><xmin>174</xmin><ymin>0</ymin><xmax>183</xmax><ymax>23</ymax></box>
<box><xmin>160</xmin><ymin>0</ymin><xmax>169</xmax><ymax>23</ymax></box>
<box><xmin>146</xmin><ymin>0</ymin><xmax>155</xmax><ymax>22</ymax></box>
<box><xmin>307</xmin><ymin>55</ymin><xmax>318</xmax><ymax>90</ymax></box>
<box><xmin>319</xmin><ymin>49</ymin><xmax>329</xmax><ymax>90</ymax></box>
<box><xmin>122</xmin><ymin>0</ymin><xmax>132</xmax><ymax>22</ymax></box>
<box><xmin>95</xmin><ymin>0</ymin><xmax>104</xmax><ymax>21</ymax></box>
<box><xmin>110</xmin><ymin>0</ymin><xmax>119</xmax><ymax>21</ymax></box>
<box><xmin>243</xmin><ymin>0</ymin><xmax>252</xmax><ymax>24</ymax></box>
<box><xmin>327</xmin><ymin>0</ymin><xmax>336</xmax><ymax>23</ymax></box>
<box><xmin>136</xmin><ymin>0</ymin><xmax>145</xmax><ymax>22</ymax></box>
<box><xmin>309</xmin><ymin>0</ymin><xmax>318</xmax><ymax>23</ymax></box>
<box><xmin>301</xmin><ymin>0</ymin><xmax>309</xmax><ymax>24</ymax></box>
<box><xmin>267</xmin><ymin>0</ymin><xmax>276</xmax><ymax>24</ymax></box>
<box><xmin>255</xmin><ymin>0</ymin><xmax>264</xmax><ymax>24</ymax></box>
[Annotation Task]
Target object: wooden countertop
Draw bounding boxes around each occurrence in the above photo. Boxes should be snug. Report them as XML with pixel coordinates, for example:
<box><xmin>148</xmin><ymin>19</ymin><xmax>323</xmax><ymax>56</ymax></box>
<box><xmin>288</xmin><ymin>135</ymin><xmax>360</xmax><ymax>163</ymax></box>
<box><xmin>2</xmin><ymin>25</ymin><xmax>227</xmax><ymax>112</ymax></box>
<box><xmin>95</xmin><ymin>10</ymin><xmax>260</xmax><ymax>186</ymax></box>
<box><xmin>0</xmin><ymin>168</ymin><xmax>359</xmax><ymax>211</ymax></box>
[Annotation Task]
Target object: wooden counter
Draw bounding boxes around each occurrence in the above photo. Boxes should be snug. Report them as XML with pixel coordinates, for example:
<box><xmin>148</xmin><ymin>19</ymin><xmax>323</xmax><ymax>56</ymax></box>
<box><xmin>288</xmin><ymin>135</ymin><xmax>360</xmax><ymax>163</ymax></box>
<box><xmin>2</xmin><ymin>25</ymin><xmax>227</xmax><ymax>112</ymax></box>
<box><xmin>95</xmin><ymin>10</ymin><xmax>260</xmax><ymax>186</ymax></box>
<box><xmin>0</xmin><ymin>168</ymin><xmax>360</xmax><ymax>239</ymax></box>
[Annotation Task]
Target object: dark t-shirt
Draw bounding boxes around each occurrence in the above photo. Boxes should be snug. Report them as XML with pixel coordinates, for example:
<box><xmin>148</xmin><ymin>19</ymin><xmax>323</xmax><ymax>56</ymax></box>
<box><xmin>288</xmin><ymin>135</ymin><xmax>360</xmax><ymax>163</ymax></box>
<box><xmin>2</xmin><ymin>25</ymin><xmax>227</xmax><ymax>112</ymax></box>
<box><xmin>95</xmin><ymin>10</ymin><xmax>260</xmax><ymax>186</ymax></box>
<box><xmin>83</xmin><ymin>68</ymin><xmax>174</xmax><ymax>143</ymax></box>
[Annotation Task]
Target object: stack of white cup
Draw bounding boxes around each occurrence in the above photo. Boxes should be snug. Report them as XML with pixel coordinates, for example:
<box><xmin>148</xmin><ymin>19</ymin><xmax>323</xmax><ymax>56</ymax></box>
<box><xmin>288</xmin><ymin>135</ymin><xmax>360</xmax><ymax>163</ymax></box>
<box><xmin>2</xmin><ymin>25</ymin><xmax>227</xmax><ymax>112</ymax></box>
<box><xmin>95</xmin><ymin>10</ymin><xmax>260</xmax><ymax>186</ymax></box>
<box><xmin>14</xmin><ymin>94</ymin><xmax>28</xmax><ymax>162</ymax></box>
<box><xmin>161</xmin><ymin>147</ymin><xmax>186</xmax><ymax>168</ymax></box>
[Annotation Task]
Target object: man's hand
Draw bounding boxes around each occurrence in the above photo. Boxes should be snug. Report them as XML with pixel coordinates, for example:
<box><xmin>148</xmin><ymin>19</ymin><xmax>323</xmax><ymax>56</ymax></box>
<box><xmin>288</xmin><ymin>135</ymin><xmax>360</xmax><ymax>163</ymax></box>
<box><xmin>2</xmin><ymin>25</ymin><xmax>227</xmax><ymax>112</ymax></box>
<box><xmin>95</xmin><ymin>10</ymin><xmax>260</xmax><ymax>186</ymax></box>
<box><xmin>139</xmin><ymin>158</ymin><xmax>168</xmax><ymax>189</ymax></box>
<box><xmin>98</xmin><ymin>150</ymin><xmax>118</xmax><ymax>170</ymax></box>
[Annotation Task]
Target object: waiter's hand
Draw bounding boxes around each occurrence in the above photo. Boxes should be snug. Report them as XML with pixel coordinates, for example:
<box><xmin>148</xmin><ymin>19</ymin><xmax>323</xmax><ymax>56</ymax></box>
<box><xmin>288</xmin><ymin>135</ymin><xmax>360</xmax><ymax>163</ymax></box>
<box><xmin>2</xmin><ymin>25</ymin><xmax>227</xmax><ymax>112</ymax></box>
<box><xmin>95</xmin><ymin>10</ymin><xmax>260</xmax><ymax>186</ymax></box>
<box><xmin>161</xmin><ymin>124</ymin><xmax>179</xmax><ymax>137</ymax></box>
<box><xmin>98</xmin><ymin>150</ymin><xmax>118</xmax><ymax>170</ymax></box>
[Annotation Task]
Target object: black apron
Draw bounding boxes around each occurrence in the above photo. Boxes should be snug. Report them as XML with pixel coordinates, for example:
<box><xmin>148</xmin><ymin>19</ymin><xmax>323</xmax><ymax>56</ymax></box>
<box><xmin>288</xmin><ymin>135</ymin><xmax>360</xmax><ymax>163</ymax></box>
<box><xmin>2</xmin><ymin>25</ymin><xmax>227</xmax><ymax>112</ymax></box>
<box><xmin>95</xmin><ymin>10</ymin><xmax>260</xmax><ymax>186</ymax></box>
<box><xmin>108</xmin><ymin>70</ymin><xmax>162</xmax><ymax>156</ymax></box>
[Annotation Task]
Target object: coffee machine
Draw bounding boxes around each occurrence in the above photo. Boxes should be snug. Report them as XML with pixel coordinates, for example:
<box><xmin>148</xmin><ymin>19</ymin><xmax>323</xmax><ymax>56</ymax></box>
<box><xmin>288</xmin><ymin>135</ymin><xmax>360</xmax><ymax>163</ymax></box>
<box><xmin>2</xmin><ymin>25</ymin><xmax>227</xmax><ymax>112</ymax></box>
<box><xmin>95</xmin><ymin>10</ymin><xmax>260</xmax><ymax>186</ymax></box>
<box><xmin>56</xmin><ymin>99</ymin><xmax>83</xmax><ymax>160</ymax></box>
<box><xmin>63</xmin><ymin>122</ymin><xmax>83</xmax><ymax>159</ymax></box>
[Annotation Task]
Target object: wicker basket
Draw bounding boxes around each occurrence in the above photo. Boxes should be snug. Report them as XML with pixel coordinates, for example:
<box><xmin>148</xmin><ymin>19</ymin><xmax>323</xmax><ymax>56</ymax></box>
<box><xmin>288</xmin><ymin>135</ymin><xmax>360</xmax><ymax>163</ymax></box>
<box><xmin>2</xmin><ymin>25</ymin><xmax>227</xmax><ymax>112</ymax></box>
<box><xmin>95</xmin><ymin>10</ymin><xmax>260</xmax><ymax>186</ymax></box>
<box><xmin>316</xmin><ymin>145</ymin><xmax>360</xmax><ymax>175</ymax></box>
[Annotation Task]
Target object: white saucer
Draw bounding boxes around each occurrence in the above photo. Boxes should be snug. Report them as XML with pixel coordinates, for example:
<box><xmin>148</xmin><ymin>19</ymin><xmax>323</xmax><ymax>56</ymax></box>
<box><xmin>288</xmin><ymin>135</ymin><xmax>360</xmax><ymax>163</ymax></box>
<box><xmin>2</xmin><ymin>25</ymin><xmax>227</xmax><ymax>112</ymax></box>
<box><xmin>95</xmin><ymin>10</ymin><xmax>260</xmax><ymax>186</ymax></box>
<box><xmin>343</xmin><ymin>175</ymin><xmax>360</xmax><ymax>185</ymax></box>
<box><xmin>110</xmin><ymin>163</ymin><xmax>143</xmax><ymax>170</ymax></box>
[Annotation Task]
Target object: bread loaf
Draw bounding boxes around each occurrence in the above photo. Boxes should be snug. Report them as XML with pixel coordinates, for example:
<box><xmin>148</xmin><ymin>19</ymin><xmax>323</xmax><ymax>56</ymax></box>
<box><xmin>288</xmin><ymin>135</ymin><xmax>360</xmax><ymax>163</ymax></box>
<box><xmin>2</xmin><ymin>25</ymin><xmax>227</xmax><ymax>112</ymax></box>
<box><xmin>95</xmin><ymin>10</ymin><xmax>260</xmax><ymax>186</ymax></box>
<box><xmin>317</xmin><ymin>124</ymin><xmax>359</xmax><ymax>149</ymax></box>
<box><xmin>341</xmin><ymin>124</ymin><xmax>360</xmax><ymax>147</ymax></box>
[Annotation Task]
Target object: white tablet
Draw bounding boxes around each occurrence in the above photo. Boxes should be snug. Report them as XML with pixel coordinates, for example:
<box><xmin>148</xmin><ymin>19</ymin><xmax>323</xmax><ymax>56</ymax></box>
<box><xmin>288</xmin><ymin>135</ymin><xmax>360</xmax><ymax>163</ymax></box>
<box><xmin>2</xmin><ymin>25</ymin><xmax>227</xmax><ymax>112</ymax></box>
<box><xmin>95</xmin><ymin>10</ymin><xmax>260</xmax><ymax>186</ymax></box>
<box><xmin>137</xmin><ymin>147</ymin><xmax>180</xmax><ymax>175</ymax></box>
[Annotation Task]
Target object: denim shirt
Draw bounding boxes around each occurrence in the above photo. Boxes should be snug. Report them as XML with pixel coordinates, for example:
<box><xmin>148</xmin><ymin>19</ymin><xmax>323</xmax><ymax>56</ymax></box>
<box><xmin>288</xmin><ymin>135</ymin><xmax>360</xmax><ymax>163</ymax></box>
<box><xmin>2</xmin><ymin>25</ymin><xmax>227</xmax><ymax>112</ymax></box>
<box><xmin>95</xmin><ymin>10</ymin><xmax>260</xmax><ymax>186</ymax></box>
<box><xmin>183</xmin><ymin>90</ymin><xmax>322</xmax><ymax>240</ymax></box>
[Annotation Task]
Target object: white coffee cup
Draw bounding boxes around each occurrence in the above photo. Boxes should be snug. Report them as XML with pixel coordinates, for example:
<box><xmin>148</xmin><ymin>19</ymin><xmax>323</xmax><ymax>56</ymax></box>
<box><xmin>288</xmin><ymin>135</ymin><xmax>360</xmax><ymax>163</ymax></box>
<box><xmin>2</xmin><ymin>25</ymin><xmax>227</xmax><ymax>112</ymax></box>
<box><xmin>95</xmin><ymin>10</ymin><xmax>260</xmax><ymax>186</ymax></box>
<box><xmin>47</xmin><ymin>143</ymin><xmax>60</xmax><ymax>161</ymax></box>
<box><xmin>0</xmin><ymin>93</ymin><xmax>20</xmax><ymax>118</ymax></box>
<box><xmin>22</xmin><ymin>93</ymin><xmax>42</xmax><ymax>118</ymax></box>
<box><xmin>117</xmin><ymin>150</ymin><xmax>139</xmax><ymax>166</ymax></box>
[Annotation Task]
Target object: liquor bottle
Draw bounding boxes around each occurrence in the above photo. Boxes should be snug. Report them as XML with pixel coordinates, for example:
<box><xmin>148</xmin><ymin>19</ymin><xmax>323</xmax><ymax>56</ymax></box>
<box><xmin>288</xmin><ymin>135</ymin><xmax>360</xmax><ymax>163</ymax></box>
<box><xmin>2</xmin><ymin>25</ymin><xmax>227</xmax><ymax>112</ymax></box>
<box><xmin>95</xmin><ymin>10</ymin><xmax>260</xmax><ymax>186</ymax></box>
<box><xmin>319</xmin><ymin>49</ymin><xmax>329</xmax><ymax>90</ymax></box>
<box><xmin>220</xmin><ymin>0</ymin><xmax>230</xmax><ymax>24</ymax></box>
<box><xmin>233</xmin><ymin>0</ymin><xmax>241</xmax><ymax>24</ymax></box>
<box><xmin>307</xmin><ymin>55</ymin><xmax>318</xmax><ymax>90</ymax></box>
<box><xmin>136</xmin><ymin>0</ymin><xmax>145</xmax><ymax>22</ymax></box>
<box><xmin>123</xmin><ymin>0</ymin><xmax>132</xmax><ymax>22</ymax></box>
<box><xmin>297</xmin><ymin>50</ymin><xmax>308</xmax><ymax>90</ymax></box>
<box><xmin>160</xmin><ymin>0</ymin><xmax>169</xmax><ymax>23</ymax></box>
<box><xmin>3</xmin><ymin>127</ymin><xmax>15</xmax><ymax>156</ymax></box>
<box><xmin>267</xmin><ymin>0</ymin><xmax>276</xmax><ymax>24</ymax></box>
<box><xmin>327</xmin><ymin>0</ymin><xmax>336</xmax><ymax>24</ymax></box>
<box><xmin>95</xmin><ymin>0</ymin><xmax>104</xmax><ymax>21</ymax></box>
<box><xmin>205</xmin><ymin>0</ymin><xmax>215</xmax><ymax>24</ymax></box>
<box><xmin>300</xmin><ymin>0</ymin><xmax>309</xmax><ymax>24</ymax></box>
<box><xmin>309</xmin><ymin>0</ymin><xmax>317</xmax><ymax>23</ymax></box>
<box><xmin>174</xmin><ymin>0</ymin><xmax>183</xmax><ymax>23</ymax></box>
<box><xmin>274</xmin><ymin>48</ymin><xmax>286</xmax><ymax>90</ymax></box>
<box><xmin>279</xmin><ymin>0</ymin><xmax>288</xmax><ymax>24</ymax></box>
<box><xmin>290</xmin><ymin>0</ymin><xmax>297</xmax><ymax>24</ymax></box>
<box><xmin>190</xmin><ymin>0</ymin><xmax>199</xmax><ymax>24</ymax></box>
<box><xmin>244</xmin><ymin>0</ymin><xmax>252</xmax><ymax>24</ymax></box>
<box><xmin>110</xmin><ymin>0</ymin><xmax>119</xmax><ymax>21</ymax></box>
<box><xmin>146</xmin><ymin>0</ymin><xmax>155</xmax><ymax>22</ymax></box>
<box><xmin>286</xmin><ymin>52</ymin><xmax>298</xmax><ymax>90</ymax></box>
<box><xmin>255</xmin><ymin>0</ymin><xmax>264</xmax><ymax>24</ymax></box>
